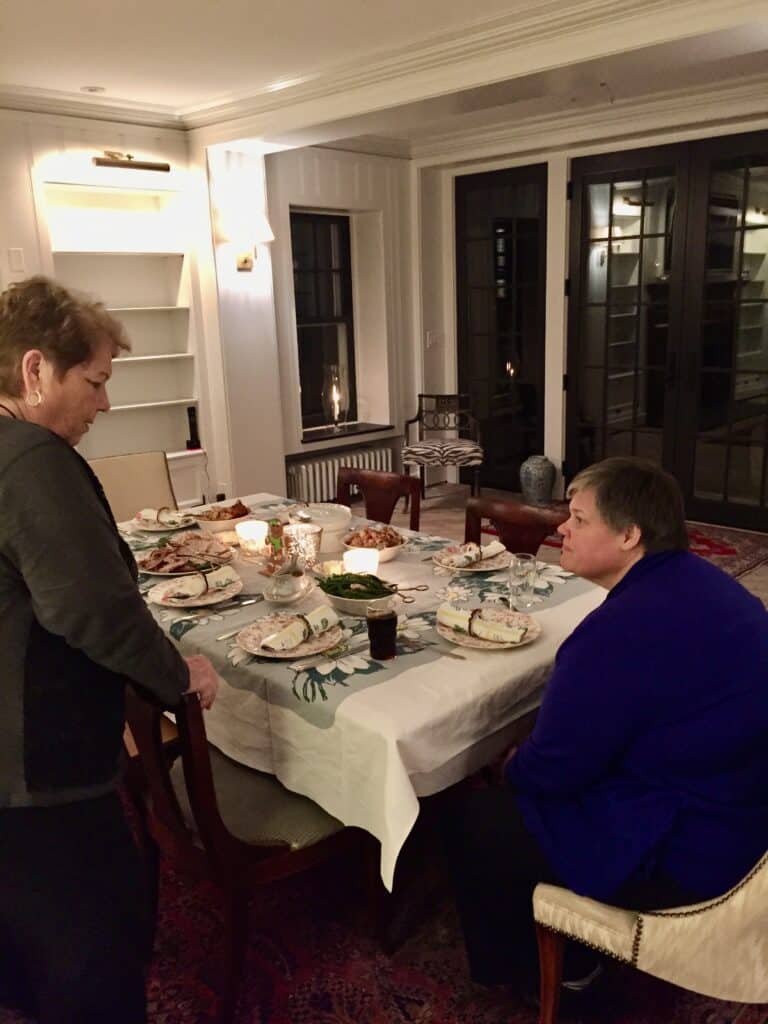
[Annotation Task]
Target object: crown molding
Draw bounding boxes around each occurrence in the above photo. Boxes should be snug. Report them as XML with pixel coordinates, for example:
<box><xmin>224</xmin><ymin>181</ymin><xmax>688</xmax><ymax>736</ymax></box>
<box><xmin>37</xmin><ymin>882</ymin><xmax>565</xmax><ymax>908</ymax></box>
<box><xmin>0</xmin><ymin>0</ymin><xmax>758</xmax><ymax>140</ymax></box>
<box><xmin>187</xmin><ymin>0</ymin><xmax>757</xmax><ymax>141</ymax></box>
<box><xmin>0</xmin><ymin>86</ymin><xmax>183</xmax><ymax>130</ymax></box>
<box><xmin>411</xmin><ymin>72</ymin><xmax>768</xmax><ymax>164</ymax></box>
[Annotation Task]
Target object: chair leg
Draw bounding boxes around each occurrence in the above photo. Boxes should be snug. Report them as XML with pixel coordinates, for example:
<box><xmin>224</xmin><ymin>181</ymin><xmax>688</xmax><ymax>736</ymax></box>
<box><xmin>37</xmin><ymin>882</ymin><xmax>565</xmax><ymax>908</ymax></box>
<box><xmin>472</xmin><ymin>467</ymin><xmax>481</xmax><ymax>497</ymax></box>
<box><xmin>419</xmin><ymin>466</ymin><xmax>426</xmax><ymax>499</ymax></box>
<box><xmin>219</xmin><ymin>887</ymin><xmax>249</xmax><ymax>1024</ymax></box>
<box><xmin>536</xmin><ymin>924</ymin><xmax>565</xmax><ymax>1024</ymax></box>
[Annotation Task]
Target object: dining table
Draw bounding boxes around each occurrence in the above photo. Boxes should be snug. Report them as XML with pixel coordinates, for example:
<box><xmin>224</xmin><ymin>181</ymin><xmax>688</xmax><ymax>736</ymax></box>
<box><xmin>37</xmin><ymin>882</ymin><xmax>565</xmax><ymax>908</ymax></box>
<box><xmin>122</xmin><ymin>493</ymin><xmax>604</xmax><ymax>890</ymax></box>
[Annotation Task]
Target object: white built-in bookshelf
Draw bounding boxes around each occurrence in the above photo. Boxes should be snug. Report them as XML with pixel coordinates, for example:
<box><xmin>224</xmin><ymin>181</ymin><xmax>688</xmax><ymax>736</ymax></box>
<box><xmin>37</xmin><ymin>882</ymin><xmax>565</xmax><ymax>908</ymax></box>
<box><xmin>40</xmin><ymin>182</ymin><xmax>206</xmax><ymax>503</ymax></box>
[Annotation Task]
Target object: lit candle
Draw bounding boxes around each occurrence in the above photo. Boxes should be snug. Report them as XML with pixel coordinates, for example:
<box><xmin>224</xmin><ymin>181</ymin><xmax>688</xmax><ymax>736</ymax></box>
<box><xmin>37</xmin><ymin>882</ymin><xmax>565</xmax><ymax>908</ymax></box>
<box><xmin>343</xmin><ymin>548</ymin><xmax>380</xmax><ymax>574</ymax></box>
<box><xmin>236</xmin><ymin>519</ymin><xmax>268</xmax><ymax>555</ymax></box>
<box><xmin>331</xmin><ymin>383</ymin><xmax>341</xmax><ymax>423</ymax></box>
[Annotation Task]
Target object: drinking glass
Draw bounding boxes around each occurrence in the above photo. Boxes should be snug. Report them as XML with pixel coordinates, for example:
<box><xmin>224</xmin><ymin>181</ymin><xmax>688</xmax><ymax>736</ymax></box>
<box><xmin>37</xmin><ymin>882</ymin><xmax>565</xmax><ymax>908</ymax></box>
<box><xmin>366</xmin><ymin>599</ymin><xmax>398</xmax><ymax>660</ymax></box>
<box><xmin>508</xmin><ymin>552</ymin><xmax>537</xmax><ymax>611</ymax></box>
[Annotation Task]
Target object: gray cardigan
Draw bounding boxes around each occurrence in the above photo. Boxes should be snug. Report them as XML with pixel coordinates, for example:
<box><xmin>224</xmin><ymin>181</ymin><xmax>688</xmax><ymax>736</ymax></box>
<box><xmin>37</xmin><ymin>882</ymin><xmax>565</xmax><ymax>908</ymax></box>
<box><xmin>0</xmin><ymin>419</ymin><xmax>189</xmax><ymax>807</ymax></box>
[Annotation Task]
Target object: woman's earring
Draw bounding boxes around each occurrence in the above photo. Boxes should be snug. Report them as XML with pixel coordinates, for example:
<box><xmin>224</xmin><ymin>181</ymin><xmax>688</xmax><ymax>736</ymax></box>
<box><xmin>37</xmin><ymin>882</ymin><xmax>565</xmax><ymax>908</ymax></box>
<box><xmin>26</xmin><ymin>390</ymin><xmax>42</xmax><ymax>408</ymax></box>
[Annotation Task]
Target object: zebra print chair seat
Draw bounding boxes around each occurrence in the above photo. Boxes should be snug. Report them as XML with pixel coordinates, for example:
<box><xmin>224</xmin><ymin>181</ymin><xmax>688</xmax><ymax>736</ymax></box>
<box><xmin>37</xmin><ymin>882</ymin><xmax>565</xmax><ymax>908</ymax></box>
<box><xmin>402</xmin><ymin>394</ymin><xmax>483</xmax><ymax>497</ymax></box>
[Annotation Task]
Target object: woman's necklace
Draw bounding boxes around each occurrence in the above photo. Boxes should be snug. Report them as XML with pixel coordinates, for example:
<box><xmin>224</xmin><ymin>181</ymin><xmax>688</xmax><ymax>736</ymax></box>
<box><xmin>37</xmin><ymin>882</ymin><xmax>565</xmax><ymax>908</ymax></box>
<box><xmin>0</xmin><ymin>402</ymin><xmax>18</xmax><ymax>420</ymax></box>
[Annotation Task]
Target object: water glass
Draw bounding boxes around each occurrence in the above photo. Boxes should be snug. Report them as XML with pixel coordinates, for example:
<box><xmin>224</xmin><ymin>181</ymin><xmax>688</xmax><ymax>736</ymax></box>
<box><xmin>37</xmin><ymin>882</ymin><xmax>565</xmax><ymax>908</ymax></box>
<box><xmin>366</xmin><ymin>599</ymin><xmax>398</xmax><ymax>660</ymax></box>
<box><xmin>508</xmin><ymin>552</ymin><xmax>537</xmax><ymax>610</ymax></box>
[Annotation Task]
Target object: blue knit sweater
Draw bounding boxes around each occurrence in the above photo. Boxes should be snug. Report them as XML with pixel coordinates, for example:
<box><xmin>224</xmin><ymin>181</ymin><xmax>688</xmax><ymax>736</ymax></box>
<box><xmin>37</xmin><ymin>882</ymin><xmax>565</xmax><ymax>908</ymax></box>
<box><xmin>505</xmin><ymin>550</ymin><xmax>768</xmax><ymax>901</ymax></box>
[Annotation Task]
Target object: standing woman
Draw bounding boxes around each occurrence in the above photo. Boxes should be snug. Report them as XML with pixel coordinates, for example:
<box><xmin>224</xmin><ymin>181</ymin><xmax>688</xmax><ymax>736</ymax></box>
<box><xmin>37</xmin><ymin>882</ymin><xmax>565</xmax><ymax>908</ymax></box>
<box><xmin>0</xmin><ymin>277</ymin><xmax>218</xmax><ymax>1024</ymax></box>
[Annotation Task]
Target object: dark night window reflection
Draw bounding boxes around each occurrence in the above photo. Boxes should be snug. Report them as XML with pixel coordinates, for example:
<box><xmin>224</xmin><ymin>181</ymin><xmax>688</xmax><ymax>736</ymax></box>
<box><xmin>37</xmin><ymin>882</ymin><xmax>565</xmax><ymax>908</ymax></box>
<box><xmin>291</xmin><ymin>211</ymin><xmax>357</xmax><ymax>429</ymax></box>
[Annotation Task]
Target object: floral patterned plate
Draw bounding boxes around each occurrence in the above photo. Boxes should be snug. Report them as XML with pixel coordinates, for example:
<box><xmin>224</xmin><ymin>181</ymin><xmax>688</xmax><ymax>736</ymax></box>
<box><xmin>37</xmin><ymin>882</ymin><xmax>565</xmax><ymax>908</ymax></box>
<box><xmin>236</xmin><ymin>612</ymin><xmax>344</xmax><ymax>660</ymax></box>
<box><xmin>436</xmin><ymin>607</ymin><xmax>541</xmax><ymax>650</ymax></box>
<box><xmin>433</xmin><ymin>546</ymin><xmax>513</xmax><ymax>573</ymax></box>
<box><xmin>147</xmin><ymin>578</ymin><xmax>243</xmax><ymax>608</ymax></box>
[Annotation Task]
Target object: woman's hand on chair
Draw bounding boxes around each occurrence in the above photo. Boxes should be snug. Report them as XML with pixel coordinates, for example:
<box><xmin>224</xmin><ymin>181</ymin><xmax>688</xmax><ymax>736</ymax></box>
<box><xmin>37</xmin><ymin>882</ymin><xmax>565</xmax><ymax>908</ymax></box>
<box><xmin>184</xmin><ymin>654</ymin><xmax>219</xmax><ymax>709</ymax></box>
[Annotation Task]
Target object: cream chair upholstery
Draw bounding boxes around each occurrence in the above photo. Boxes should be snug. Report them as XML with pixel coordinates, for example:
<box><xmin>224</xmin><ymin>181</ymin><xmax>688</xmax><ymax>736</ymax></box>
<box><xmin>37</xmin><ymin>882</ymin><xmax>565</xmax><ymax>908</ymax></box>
<box><xmin>533</xmin><ymin>852</ymin><xmax>768</xmax><ymax>1022</ymax></box>
<box><xmin>88</xmin><ymin>451</ymin><xmax>177</xmax><ymax>523</ymax></box>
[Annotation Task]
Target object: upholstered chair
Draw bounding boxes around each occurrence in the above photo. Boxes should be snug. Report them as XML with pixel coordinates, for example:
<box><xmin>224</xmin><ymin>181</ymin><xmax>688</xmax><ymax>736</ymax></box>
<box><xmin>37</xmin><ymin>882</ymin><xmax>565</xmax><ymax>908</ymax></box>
<box><xmin>533</xmin><ymin>851</ymin><xmax>768</xmax><ymax>1024</ymax></box>
<box><xmin>402</xmin><ymin>394</ymin><xmax>483</xmax><ymax>498</ymax></box>
<box><xmin>88</xmin><ymin>450</ymin><xmax>177</xmax><ymax>523</ymax></box>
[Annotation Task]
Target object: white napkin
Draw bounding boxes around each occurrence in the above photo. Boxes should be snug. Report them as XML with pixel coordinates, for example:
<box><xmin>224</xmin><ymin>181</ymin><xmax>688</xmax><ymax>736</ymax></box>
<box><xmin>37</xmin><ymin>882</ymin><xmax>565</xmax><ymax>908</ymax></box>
<box><xmin>437</xmin><ymin>603</ymin><xmax>528</xmax><ymax>644</ymax></box>
<box><xmin>165</xmin><ymin>566</ymin><xmax>240</xmax><ymax>600</ymax></box>
<box><xmin>261</xmin><ymin>604</ymin><xmax>340</xmax><ymax>652</ymax></box>
<box><xmin>441</xmin><ymin>540</ymin><xmax>506</xmax><ymax>568</ymax></box>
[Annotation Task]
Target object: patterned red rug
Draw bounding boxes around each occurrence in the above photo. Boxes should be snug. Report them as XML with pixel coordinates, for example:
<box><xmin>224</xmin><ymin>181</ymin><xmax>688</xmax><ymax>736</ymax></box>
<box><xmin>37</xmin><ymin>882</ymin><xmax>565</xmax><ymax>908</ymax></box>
<box><xmin>536</xmin><ymin>522</ymin><xmax>768</xmax><ymax>579</ymax></box>
<box><xmin>2</xmin><ymin>857</ymin><xmax>766</xmax><ymax>1024</ymax></box>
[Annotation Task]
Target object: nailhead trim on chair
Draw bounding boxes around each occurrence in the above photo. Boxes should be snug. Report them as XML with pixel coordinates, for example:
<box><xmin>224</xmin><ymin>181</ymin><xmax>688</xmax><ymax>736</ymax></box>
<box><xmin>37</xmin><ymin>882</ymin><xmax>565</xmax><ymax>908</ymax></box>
<box><xmin>538</xmin><ymin>924</ymin><xmax>636</xmax><ymax>965</ymax></box>
<box><xmin>639</xmin><ymin>851</ymin><xmax>768</xmax><ymax>921</ymax></box>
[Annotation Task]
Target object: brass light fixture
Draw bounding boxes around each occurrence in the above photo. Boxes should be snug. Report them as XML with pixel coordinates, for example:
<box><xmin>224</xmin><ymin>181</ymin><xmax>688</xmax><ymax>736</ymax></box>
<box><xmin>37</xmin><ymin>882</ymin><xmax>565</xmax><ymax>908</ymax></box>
<box><xmin>92</xmin><ymin>150</ymin><xmax>170</xmax><ymax>172</ymax></box>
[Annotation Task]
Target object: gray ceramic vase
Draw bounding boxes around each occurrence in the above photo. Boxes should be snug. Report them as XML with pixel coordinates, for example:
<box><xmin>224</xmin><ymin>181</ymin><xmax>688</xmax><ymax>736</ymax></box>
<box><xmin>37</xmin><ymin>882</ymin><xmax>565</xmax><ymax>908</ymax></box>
<box><xmin>519</xmin><ymin>455</ymin><xmax>556</xmax><ymax>506</ymax></box>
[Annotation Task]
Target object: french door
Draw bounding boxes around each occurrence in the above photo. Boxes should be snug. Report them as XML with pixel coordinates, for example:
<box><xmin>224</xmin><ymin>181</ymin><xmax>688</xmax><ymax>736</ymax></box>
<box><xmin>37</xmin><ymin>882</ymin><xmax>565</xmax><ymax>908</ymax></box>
<box><xmin>456</xmin><ymin>164</ymin><xmax>547</xmax><ymax>490</ymax></box>
<box><xmin>567</xmin><ymin>132</ymin><xmax>768</xmax><ymax>530</ymax></box>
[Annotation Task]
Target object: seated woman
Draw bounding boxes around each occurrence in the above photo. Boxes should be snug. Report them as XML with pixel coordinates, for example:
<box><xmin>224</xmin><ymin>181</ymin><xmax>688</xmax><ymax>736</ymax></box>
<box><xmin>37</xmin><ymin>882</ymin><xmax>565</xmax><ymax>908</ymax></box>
<box><xmin>443</xmin><ymin>456</ymin><xmax>768</xmax><ymax>991</ymax></box>
<box><xmin>0</xmin><ymin>277</ymin><xmax>219</xmax><ymax>1024</ymax></box>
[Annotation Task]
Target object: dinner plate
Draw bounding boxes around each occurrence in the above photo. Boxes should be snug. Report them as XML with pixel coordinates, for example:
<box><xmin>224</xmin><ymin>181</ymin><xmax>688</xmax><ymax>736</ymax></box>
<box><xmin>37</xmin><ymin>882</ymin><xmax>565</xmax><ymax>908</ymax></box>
<box><xmin>436</xmin><ymin>608</ymin><xmax>541</xmax><ymax>650</ymax></box>
<box><xmin>433</xmin><ymin>546</ymin><xmax>512</xmax><ymax>573</ymax></box>
<box><xmin>133</xmin><ymin>515</ymin><xmax>197</xmax><ymax>533</ymax></box>
<box><xmin>135</xmin><ymin>550</ymin><xmax>233</xmax><ymax>576</ymax></box>
<box><xmin>236</xmin><ymin>613</ymin><xmax>344</xmax><ymax>659</ymax></box>
<box><xmin>147</xmin><ymin>578</ymin><xmax>243</xmax><ymax>608</ymax></box>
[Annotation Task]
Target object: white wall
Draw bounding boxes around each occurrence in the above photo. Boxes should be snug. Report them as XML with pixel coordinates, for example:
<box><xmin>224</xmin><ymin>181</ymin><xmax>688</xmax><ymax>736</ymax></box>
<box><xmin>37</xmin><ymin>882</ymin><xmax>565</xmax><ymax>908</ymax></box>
<box><xmin>203</xmin><ymin>146</ymin><xmax>287</xmax><ymax>497</ymax></box>
<box><xmin>265</xmin><ymin>146</ymin><xmax>414</xmax><ymax>456</ymax></box>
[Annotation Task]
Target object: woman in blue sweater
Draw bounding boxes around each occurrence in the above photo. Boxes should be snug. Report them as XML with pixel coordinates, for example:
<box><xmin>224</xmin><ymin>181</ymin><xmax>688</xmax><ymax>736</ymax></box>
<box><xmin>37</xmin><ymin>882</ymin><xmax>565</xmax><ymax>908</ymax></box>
<box><xmin>444</xmin><ymin>457</ymin><xmax>768</xmax><ymax>989</ymax></box>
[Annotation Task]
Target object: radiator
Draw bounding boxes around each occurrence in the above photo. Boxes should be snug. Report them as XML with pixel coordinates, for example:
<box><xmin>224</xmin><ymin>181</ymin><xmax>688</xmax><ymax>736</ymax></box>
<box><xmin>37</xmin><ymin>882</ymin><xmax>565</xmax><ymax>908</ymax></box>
<box><xmin>286</xmin><ymin>446</ymin><xmax>393</xmax><ymax>503</ymax></box>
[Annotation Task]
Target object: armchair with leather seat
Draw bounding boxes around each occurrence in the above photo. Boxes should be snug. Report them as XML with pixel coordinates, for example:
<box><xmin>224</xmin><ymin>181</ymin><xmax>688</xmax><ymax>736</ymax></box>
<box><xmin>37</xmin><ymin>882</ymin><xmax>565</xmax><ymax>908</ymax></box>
<box><xmin>465</xmin><ymin>496</ymin><xmax>568</xmax><ymax>556</ymax></box>
<box><xmin>532</xmin><ymin>851</ymin><xmax>768</xmax><ymax>1024</ymax></box>
<box><xmin>336</xmin><ymin>466</ymin><xmax>421</xmax><ymax>531</ymax></box>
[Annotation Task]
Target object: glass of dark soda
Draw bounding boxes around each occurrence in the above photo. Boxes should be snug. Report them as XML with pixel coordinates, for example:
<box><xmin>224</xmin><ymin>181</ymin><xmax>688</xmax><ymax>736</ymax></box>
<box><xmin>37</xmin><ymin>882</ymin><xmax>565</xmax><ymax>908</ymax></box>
<box><xmin>366</xmin><ymin>599</ymin><xmax>397</xmax><ymax>660</ymax></box>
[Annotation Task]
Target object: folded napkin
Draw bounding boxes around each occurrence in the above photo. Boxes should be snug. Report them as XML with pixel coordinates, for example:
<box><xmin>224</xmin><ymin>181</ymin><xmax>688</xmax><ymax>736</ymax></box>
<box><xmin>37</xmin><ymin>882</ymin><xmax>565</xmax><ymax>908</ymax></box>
<box><xmin>441</xmin><ymin>540</ymin><xmax>506</xmax><ymax>568</ymax></box>
<box><xmin>165</xmin><ymin>566</ymin><xmax>240</xmax><ymax>600</ymax></box>
<box><xmin>437</xmin><ymin>603</ymin><xmax>528</xmax><ymax>645</ymax></box>
<box><xmin>261</xmin><ymin>604</ymin><xmax>340</xmax><ymax>652</ymax></box>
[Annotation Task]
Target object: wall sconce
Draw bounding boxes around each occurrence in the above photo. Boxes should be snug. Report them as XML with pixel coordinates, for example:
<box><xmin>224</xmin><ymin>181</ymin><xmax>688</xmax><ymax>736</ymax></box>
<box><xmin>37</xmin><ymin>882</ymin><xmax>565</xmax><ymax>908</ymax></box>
<box><xmin>214</xmin><ymin>206</ymin><xmax>274</xmax><ymax>272</ymax></box>
<box><xmin>92</xmin><ymin>150</ymin><xmax>170</xmax><ymax>172</ymax></box>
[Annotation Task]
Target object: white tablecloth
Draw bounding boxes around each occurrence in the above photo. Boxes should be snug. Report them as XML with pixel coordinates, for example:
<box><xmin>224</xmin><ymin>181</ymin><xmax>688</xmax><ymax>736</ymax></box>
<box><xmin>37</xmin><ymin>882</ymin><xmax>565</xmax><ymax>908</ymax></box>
<box><xmin>127</xmin><ymin>494</ymin><xmax>604</xmax><ymax>889</ymax></box>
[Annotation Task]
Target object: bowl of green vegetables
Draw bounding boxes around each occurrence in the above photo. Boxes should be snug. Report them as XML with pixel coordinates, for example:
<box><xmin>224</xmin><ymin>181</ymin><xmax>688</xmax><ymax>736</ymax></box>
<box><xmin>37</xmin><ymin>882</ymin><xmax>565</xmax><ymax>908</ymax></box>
<box><xmin>317</xmin><ymin>572</ymin><xmax>397</xmax><ymax>616</ymax></box>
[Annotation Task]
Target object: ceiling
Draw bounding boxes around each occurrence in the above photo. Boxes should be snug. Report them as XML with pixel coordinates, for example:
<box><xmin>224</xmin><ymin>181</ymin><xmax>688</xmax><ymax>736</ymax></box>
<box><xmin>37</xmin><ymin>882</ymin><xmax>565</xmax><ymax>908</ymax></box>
<box><xmin>0</xmin><ymin>0</ymin><xmax>766</xmax><ymax>149</ymax></box>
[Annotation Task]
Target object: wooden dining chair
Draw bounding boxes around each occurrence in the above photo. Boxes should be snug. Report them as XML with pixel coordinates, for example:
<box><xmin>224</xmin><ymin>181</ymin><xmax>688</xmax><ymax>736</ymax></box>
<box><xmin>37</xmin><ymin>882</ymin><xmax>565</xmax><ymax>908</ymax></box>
<box><xmin>337</xmin><ymin>466</ymin><xmax>421</xmax><ymax>531</ymax></box>
<box><xmin>464</xmin><ymin>496</ymin><xmax>569</xmax><ymax>555</ymax></box>
<box><xmin>125</xmin><ymin>689</ymin><xmax>365</xmax><ymax>1024</ymax></box>
<box><xmin>88</xmin><ymin>451</ymin><xmax>177</xmax><ymax>523</ymax></box>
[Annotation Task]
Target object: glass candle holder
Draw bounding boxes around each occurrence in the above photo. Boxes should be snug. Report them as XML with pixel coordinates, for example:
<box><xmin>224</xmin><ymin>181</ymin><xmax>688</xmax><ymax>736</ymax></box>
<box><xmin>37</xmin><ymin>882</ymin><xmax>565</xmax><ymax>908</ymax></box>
<box><xmin>343</xmin><ymin>548</ymin><xmax>380</xmax><ymax>575</ymax></box>
<box><xmin>283</xmin><ymin>523</ymin><xmax>323</xmax><ymax>568</ymax></box>
<box><xmin>236</xmin><ymin>519</ymin><xmax>269</xmax><ymax>558</ymax></box>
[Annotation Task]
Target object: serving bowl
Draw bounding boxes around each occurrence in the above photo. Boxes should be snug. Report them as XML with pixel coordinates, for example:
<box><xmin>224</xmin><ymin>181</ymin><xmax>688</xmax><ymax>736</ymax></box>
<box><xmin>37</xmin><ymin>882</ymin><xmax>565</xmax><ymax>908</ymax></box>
<box><xmin>288</xmin><ymin>503</ymin><xmax>352</xmax><ymax>553</ymax></box>
<box><xmin>342</xmin><ymin>537</ymin><xmax>405</xmax><ymax>564</ymax></box>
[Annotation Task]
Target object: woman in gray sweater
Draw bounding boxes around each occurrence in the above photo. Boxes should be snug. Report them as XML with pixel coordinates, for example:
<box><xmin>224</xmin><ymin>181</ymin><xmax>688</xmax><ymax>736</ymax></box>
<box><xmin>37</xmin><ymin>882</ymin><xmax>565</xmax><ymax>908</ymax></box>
<box><xmin>0</xmin><ymin>277</ymin><xmax>218</xmax><ymax>1024</ymax></box>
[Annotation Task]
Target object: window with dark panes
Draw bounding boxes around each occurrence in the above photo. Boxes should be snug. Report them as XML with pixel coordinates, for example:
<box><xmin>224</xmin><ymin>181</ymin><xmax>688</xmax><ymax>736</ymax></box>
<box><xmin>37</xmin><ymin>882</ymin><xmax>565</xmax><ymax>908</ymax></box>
<box><xmin>290</xmin><ymin>211</ymin><xmax>358</xmax><ymax>430</ymax></box>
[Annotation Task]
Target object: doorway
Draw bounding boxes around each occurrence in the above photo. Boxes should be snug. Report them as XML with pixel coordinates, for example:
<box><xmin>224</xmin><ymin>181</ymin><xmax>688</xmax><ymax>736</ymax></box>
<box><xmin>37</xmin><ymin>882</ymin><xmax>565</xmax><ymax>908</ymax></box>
<box><xmin>567</xmin><ymin>131</ymin><xmax>768</xmax><ymax>530</ymax></box>
<box><xmin>455</xmin><ymin>164</ymin><xmax>547</xmax><ymax>491</ymax></box>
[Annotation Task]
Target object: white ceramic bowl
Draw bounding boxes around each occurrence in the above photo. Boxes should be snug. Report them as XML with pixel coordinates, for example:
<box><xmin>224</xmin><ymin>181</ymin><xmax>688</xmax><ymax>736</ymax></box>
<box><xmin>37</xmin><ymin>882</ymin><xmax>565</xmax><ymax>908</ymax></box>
<box><xmin>289</xmin><ymin>503</ymin><xmax>352</xmax><ymax>553</ymax></box>
<box><xmin>324</xmin><ymin>592</ymin><xmax>393</xmax><ymax>617</ymax></box>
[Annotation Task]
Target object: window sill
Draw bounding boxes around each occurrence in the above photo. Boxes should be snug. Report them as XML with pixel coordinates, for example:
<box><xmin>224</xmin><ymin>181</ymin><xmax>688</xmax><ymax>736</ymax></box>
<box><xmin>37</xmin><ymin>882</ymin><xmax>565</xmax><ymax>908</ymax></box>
<box><xmin>301</xmin><ymin>422</ymin><xmax>394</xmax><ymax>444</ymax></box>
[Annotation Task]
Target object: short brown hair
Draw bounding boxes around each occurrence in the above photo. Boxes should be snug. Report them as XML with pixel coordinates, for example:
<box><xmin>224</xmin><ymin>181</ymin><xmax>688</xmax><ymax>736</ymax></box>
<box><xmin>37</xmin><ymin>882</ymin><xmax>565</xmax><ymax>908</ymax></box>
<box><xmin>567</xmin><ymin>457</ymin><xmax>688</xmax><ymax>554</ymax></box>
<box><xmin>0</xmin><ymin>276</ymin><xmax>129</xmax><ymax>396</ymax></box>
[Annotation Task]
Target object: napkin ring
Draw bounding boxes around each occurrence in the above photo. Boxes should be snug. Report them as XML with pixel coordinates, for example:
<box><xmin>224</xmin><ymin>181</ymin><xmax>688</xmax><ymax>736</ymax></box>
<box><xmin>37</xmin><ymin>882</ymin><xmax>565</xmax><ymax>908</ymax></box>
<box><xmin>467</xmin><ymin>608</ymin><xmax>484</xmax><ymax>638</ymax></box>
<box><xmin>296</xmin><ymin>613</ymin><xmax>313</xmax><ymax>641</ymax></box>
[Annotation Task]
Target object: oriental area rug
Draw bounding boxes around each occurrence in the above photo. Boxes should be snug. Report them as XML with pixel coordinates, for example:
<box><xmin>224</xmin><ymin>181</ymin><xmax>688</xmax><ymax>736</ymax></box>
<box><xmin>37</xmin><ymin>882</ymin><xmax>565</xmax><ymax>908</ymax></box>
<box><xmin>2</xmin><ymin>855</ymin><xmax>767</xmax><ymax>1024</ymax></box>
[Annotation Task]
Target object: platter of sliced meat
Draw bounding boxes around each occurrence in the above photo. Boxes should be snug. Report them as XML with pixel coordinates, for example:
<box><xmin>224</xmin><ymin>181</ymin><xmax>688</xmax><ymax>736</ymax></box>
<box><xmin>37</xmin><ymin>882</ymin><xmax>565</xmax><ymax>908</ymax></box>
<box><xmin>135</xmin><ymin>532</ymin><xmax>233</xmax><ymax>575</ymax></box>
